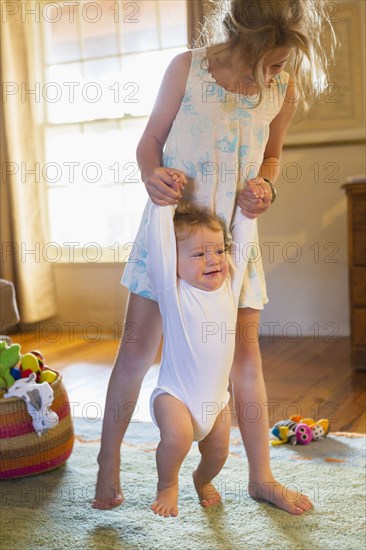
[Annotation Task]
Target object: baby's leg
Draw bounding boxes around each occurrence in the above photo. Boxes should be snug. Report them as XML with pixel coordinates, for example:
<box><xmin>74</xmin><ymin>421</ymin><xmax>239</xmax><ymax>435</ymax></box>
<box><xmin>193</xmin><ymin>405</ymin><xmax>231</xmax><ymax>508</ymax></box>
<box><xmin>151</xmin><ymin>394</ymin><xmax>194</xmax><ymax>517</ymax></box>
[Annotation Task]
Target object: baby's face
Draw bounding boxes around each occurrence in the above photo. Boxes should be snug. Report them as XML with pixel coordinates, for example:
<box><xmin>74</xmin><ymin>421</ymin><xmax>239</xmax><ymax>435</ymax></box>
<box><xmin>176</xmin><ymin>226</ymin><xmax>229</xmax><ymax>291</ymax></box>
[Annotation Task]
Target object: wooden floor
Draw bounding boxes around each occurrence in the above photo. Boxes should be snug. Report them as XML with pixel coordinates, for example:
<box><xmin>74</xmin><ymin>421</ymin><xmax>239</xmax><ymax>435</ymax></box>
<box><xmin>10</xmin><ymin>333</ymin><xmax>366</xmax><ymax>433</ymax></box>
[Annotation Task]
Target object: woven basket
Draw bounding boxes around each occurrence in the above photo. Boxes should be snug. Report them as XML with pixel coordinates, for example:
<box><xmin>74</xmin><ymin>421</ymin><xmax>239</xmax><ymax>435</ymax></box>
<box><xmin>0</xmin><ymin>369</ymin><xmax>74</xmax><ymax>479</ymax></box>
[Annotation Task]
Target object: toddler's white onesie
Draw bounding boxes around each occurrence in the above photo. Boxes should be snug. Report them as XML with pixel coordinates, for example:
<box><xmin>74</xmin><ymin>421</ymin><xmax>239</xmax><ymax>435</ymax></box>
<box><xmin>146</xmin><ymin>200</ymin><xmax>256</xmax><ymax>441</ymax></box>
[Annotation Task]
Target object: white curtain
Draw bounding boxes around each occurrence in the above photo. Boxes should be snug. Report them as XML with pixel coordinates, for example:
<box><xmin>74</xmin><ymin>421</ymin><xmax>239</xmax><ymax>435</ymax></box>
<box><xmin>0</xmin><ymin>3</ymin><xmax>57</xmax><ymax>322</ymax></box>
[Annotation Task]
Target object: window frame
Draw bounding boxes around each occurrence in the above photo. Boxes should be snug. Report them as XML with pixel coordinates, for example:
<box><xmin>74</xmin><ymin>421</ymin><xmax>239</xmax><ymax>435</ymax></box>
<box><xmin>34</xmin><ymin>0</ymin><xmax>188</xmax><ymax>263</ymax></box>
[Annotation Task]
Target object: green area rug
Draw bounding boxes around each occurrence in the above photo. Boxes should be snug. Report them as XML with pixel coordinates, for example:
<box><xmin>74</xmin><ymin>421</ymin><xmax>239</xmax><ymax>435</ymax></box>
<box><xmin>0</xmin><ymin>418</ymin><xmax>365</xmax><ymax>550</ymax></box>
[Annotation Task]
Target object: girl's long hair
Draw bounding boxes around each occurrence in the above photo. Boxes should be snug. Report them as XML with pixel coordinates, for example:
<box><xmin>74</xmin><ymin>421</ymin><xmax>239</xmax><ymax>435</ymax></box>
<box><xmin>197</xmin><ymin>0</ymin><xmax>337</xmax><ymax>114</ymax></box>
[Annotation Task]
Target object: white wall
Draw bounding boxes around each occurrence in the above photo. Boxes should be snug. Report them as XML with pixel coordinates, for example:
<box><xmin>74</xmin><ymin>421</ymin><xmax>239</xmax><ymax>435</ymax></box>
<box><xmin>52</xmin><ymin>263</ymin><xmax>129</xmax><ymax>340</ymax></box>
<box><xmin>51</xmin><ymin>142</ymin><xmax>365</xmax><ymax>338</ymax></box>
<box><xmin>259</xmin><ymin>143</ymin><xmax>365</xmax><ymax>338</ymax></box>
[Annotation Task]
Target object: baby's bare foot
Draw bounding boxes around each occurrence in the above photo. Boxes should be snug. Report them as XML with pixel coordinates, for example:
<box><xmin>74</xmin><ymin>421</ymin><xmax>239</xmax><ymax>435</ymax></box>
<box><xmin>92</xmin><ymin>458</ymin><xmax>124</xmax><ymax>510</ymax></box>
<box><xmin>192</xmin><ymin>470</ymin><xmax>222</xmax><ymax>508</ymax></box>
<box><xmin>150</xmin><ymin>484</ymin><xmax>179</xmax><ymax>517</ymax></box>
<box><xmin>249</xmin><ymin>477</ymin><xmax>313</xmax><ymax>515</ymax></box>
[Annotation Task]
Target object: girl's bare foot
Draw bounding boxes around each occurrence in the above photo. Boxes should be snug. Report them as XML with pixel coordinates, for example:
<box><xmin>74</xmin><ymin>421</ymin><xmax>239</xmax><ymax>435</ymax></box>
<box><xmin>248</xmin><ymin>476</ymin><xmax>313</xmax><ymax>515</ymax></box>
<box><xmin>150</xmin><ymin>484</ymin><xmax>179</xmax><ymax>517</ymax></box>
<box><xmin>192</xmin><ymin>470</ymin><xmax>222</xmax><ymax>508</ymax></box>
<box><xmin>92</xmin><ymin>457</ymin><xmax>124</xmax><ymax>510</ymax></box>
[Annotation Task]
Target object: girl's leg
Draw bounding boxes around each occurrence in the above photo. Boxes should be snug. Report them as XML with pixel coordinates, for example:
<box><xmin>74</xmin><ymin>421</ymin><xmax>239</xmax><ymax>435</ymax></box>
<box><xmin>231</xmin><ymin>307</ymin><xmax>313</xmax><ymax>515</ymax></box>
<box><xmin>193</xmin><ymin>405</ymin><xmax>231</xmax><ymax>507</ymax></box>
<box><xmin>93</xmin><ymin>293</ymin><xmax>162</xmax><ymax>509</ymax></box>
<box><xmin>151</xmin><ymin>394</ymin><xmax>194</xmax><ymax>517</ymax></box>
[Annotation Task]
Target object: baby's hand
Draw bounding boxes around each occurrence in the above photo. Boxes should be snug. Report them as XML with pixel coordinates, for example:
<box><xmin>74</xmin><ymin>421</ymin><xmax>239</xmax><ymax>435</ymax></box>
<box><xmin>168</xmin><ymin>170</ymin><xmax>186</xmax><ymax>194</ymax></box>
<box><xmin>146</xmin><ymin>167</ymin><xmax>187</xmax><ymax>206</ymax></box>
<box><xmin>245</xmin><ymin>177</ymin><xmax>268</xmax><ymax>200</ymax></box>
<box><xmin>237</xmin><ymin>177</ymin><xmax>271</xmax><ymax>219</ymax></box>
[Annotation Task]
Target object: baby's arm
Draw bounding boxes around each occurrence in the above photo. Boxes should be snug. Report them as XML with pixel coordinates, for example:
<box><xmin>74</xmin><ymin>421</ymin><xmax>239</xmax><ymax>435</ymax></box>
<box><xmin>229</xmin><ymin>207</ymin><xmax>257</xmax><ymax>299</ymax></box>
<box><xmin>145</xmin><ymin>200</ymin><xmax>177</xmax><ymax>293</ymax></box>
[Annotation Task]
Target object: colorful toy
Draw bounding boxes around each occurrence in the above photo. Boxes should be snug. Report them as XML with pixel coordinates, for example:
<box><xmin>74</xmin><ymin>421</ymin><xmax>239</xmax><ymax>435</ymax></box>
<box><xmin>0</xmin><ymin>341</ymin><xmax>57</xmax><ymax>390</ymax></box>
<box><xmin>4</xmin><ymin>372</ymin><xmax>59</xmax><ymax>437</ymax></box>
<box><xmin>290</xmin><ymin>415</ymin><xmax>330</xmax><ymax>441</ymax></box>
<box><xmin>271</xmin><ymin>419</ymin><xmax>313</xmax><ymax>446</ymax></box>
<box><xmin>21</xmin><ymin>368</ymin><xmax>33</xmax><ymax>379</ymax></box>
<box><xmin>0</xmin><ymin>341</ymin><xmax>21</xmax><ymax>390</ymax></box>
<box><xmin>271</xmin><ymin>415</ymin><xmax>330</xmax><ymax>446</ymax></box>
<box><xmin>30</xmin><ymin>350</ymin><xmax>45</xmax><ymax>370</ymax></box>
<box><xmin>10</xmin><ymin>366</ymin><xmax>22</xmax><ymax>380</ymax></box>
<box><xmin>21</xmin><ymin>353</ymin><xmax>43</xmax><ymax>381</ymax></box>
<box><xmin>21</xmin><ymin>349</ymin><xmax>56</xmax><ymax>384</ymax></box>
<box><xmin>40</xmin><ymin>369</ymin><xmax>57</xmax><ymax>384</ymax></box>
<box><xmin>21</xmin><ymin>353</ymin><xmax>42</xmax><ymax>373</ymax></box>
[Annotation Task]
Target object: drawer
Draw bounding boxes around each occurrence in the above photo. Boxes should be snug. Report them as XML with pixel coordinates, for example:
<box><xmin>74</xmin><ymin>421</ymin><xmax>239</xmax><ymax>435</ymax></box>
<box><xmin>351</xmin><ymin>268</ymin><xmax>366</xmax><ymax>305</ymax></box>
<box><xmin>353</xmin><ymin>230</ymin><xmax>366</xmax><ymax>265</ymax></box>
<box><xmin>352</xmin><ymin>198</ymin><xmax>366</xmax><ymax>230</ymax></box>
<box><xmin>351</xmin><ymin>308</ymin><xmax>366</xmax><ymax>346</ymax></box>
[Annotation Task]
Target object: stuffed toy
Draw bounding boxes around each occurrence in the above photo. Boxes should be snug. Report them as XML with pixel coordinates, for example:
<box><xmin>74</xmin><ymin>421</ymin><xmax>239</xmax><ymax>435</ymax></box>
<box><xmin>0</xmin><ymin>340</ymin><xmax>21</xmax><ymax>390</ymax></box>
<box><xmin>289</xmin><ymin>415</ymin><xmax>330</xmax><ymax>440</ymax></box>
<box><xmin>271</xmin><ymin>419</ymin><xmax>313</xmax><ymax>446</ymax></box>
<box><xmin>4</xmin><ymin>372</ymin><xmax>59</xmax><ymax>436</ymax></box>
<box><xmin>271</xmin><ymin>415</ymin><xmax>330</xmax><ymax>446</ymax></box>
<box><xmin>21</xmin><ymin>352</ymin><xmax>43</xmax><ymax>380</ymax></box>
<box><xmin>0</xmin><ymin>343</ymin><xmax>57</xmax><ymax>389</ymax></box>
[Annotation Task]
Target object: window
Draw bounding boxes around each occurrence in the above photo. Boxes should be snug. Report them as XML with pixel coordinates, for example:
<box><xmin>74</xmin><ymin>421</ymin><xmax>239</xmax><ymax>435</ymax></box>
<box><xmin>38</xmin><ymin>0</ymin><xmax>187</xmax><ymax>260</ymax></box>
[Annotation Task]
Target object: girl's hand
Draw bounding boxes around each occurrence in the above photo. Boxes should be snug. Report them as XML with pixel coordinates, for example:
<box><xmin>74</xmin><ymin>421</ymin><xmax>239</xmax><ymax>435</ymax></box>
<box><xmin>237</xmin><ymin>177</ymin><xmax>272</xmax><ymax>219</ymax></box>
<box><xmin>145</xmin><ymin>167</ymin><xmax>187</xmax><ymax>206</ymax></box>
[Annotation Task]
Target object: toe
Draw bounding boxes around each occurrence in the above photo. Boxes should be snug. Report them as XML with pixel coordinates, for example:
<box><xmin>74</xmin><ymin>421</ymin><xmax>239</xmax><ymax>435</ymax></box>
<box><xmin>298</xmin><ymin>495</ymin><xmax>313</xmax><ymax>511</ymax></box>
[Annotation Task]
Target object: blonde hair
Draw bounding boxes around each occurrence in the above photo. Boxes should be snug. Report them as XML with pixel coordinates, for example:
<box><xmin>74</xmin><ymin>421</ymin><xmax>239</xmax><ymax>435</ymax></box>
<box><xmin>198</xmin><ymin>0</ymin><xmax>337</xmax><ymax>113</ymax></box>
<box><xmin>173</xmin><ymin>202</ymin><xmax>228</xmax><ymax>244</ymax></box>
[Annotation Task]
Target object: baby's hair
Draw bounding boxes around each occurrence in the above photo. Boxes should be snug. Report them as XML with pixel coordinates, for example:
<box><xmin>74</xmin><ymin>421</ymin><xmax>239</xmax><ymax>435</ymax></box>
<box><xmin>173</xmin><ymin>202</ymin><xmax>228</xmax><ymax>245</ymax></box>
<box><xmin>199</xmin><ymin>0</ymin><xmax>337</xmax><ymax>113</ymax></box>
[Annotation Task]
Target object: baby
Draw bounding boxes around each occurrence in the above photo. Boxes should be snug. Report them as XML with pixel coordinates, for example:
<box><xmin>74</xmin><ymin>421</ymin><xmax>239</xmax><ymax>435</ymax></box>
<box><xmin>145</xmin><ymin>179</ymin><xmax>256</xmax><ymax>518</ymax></box>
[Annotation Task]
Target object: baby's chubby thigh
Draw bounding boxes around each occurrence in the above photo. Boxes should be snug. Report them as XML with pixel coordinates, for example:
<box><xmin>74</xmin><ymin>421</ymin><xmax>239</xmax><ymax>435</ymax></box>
<box><xmin>153</xmin><ymin>393</ymin><xmax>194</xmax><ymax>451</ymax></box>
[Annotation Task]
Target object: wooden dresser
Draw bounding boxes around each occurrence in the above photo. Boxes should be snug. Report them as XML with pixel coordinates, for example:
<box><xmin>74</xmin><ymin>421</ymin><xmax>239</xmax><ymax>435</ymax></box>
<box><xmin>342</xmin><ymin>181</ymin><xmax>366</xmax><ymax>370</ymax></box>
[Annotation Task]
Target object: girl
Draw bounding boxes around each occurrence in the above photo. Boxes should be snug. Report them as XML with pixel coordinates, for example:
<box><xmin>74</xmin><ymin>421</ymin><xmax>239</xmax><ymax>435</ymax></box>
<box><xmin>93</xmin><ymin>0</ymin><xmax>335</xmax><ymax>514</ymax></box>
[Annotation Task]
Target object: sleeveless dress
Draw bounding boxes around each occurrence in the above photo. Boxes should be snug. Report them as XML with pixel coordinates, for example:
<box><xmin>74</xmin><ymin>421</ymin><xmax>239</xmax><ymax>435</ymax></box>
<box><xmin>121</xmin><ymin>47</ymin><xmax>289</xmax><ymax>309</ymax></box>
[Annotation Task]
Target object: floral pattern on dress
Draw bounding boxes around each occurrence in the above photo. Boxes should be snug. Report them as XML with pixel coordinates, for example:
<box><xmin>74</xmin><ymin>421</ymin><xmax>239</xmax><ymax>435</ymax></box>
<box><xmin>122</xmin><ymin>47</ymin><xmax>289</xmax><ymax>309</ymax></box>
